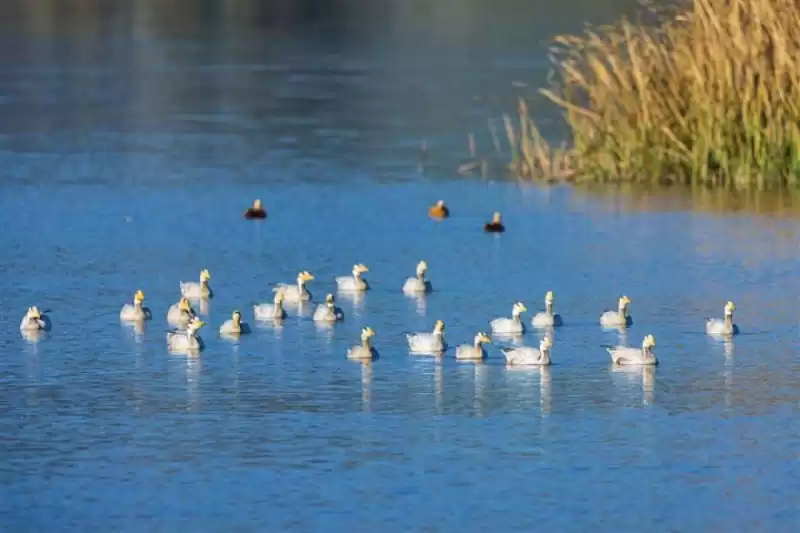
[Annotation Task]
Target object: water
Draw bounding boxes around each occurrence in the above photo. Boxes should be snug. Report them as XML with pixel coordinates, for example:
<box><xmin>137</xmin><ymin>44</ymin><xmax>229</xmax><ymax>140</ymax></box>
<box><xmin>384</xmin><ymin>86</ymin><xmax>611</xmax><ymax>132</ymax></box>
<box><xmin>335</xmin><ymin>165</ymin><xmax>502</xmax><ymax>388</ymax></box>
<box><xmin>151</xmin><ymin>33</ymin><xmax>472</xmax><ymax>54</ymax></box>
<box><xmin>1</xmin><ymin>2</ymin><xmax>799</xmax><ymax>532</ymax></box>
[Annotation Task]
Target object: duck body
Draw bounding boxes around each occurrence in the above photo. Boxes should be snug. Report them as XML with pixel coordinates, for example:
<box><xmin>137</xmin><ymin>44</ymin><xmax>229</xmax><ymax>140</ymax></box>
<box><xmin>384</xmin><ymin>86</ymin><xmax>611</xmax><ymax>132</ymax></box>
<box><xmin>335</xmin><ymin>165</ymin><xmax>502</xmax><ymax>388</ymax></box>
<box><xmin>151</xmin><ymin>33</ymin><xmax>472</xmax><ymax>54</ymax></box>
<box><xmin>531</xmin><ymin>292</ymin><xmax>562</xmax><ymax>327</ymax></box>
<box><xmin>402</xmin><ymin>277</ymin><xmax>432</xmax><ymax>294</ymax></box>
<box><xmin>254</xmin><ymin>292</ymin><xmax>287</xmax><ymax>320</ymax></box>
<box><xmin>428</xmin><ymin>201</ymin><xmax>449</xmax><ymax>219</ymax></box>
<box><xmin>275</xmin><ymin>271</ymin><xmax>314</xmax><ymax>303</ymax></box>
<box><xmin>166</xmin><ymin>318</ymin><xmax>206</xmax><ymax>353</ymax></box>
<box><xmin>706</xmin><ymin>302</ymin><xmax>739</xmax><ymax>336</ymax></box>
<box><xmin>347</xmin><ymin>327</ymin><xmax>378</xmax><ymax>360</ymax></box>
<box><xmin>455</xmin><ymin>333</ymin><xmax>491</xmax><ymax>361</ymax></box>
<box><xmin>600</xmin><ymin>296</ymin><xmax>633</xmax><ymax>327</ymax></box>
<box><xmin>167</xmin><ymin>299</ymin><xmax>196</xmax><ymax>327</ymax></box>
<box><xmin>180</xmin><ymin>270</ymin><xmax>213</xmax><ymax>300</ymax></box>
<box><xmin>607</xmin><ymin>335</ymin><xmax>657</xmax><ymax>365</ymax></box>
<box><xmin>19</xmin><ymin>308</ymin><xmax>51</xmax><ymax>332</ymax></box>
<box><xmin>244</xmin><ymin>199</ymin><xmax>267</xmax><ymax>219</ymax></box>
<box><xmin>219</xmin><ymin>312</ymin><xmax>251</xmax><ymax>335</ymax></box>
<box><xmin>120</xmin><ymin>292</ymin><xmax>152</xmax><ymax>322</ymax></box>
<box><xmin>490</xmin><ymin>302</ymin><xmax>527</xmax><ymax>335</ymax></box>
<box><xmin>336</xmin><ymin>264</ymin><xmax>370</xmax><ymax>292</ymax></box>
<box><xmin>313</xmin><ymin>298</ymin><xmax>344</xmax><ymax>323</ymax></box>
<box><xmin>484</xmin><ymin>222</ymin><xmax>505</xmax><ymax>233</ymax></box>
<box><xmin>706</xmin><ymin>319</ymin><xmax>739</xmax><ymax>336</ymax></box>
<box><xmin>120</xmin><ymin>302</ymin><xmax>152</xmax><ymax>322</ymax></box>
<box><xmin>503</xmin><ymin>339</ymin><xmax>552</xmax><ymax>366</ymax></box>
<box><xmin>406</xmin><ymin>321</ymin><xmax>447</xmax><ymax>354</ymax></box>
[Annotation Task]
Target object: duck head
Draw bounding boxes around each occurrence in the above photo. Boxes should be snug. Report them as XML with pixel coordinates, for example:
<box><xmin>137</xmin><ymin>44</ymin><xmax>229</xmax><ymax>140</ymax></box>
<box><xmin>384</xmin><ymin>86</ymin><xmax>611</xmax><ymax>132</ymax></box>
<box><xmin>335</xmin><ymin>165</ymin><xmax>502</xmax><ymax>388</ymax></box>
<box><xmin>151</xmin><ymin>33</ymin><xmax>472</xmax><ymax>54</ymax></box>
<box><xmin>512</xmin><ymin>301</ymin><xmax>527</xmax><ymax>316</ymax></box>
<box><xmin>642</xmin><ymin>334</ymin><xmax>656</xmax><ymax>351</ymax></box>
<box><xmin>724</xmin><ymin>301</ymin><xmax>735</xmax><ymax>316</ymax></box>
<box><xmin>361</xmin><ymin>326</ymin><xmax>376</xmax><ymax>341</ymax></box>
<box><xmin>134</xmin><ymin>290</ymin><xmax>145</xmax><ymax>304</ymax></box>
<box><xmin>200</xmin><ymin>269</ymin><xmax>211</xmax><ymax>283</ymax></box>
<box><xmin>416</xmin><ymin>260</ymin><xmax>428</xmax><ymax>277</ymax></box>
<box><xmin>297</xmin><ymin>271</ymin><xmax>314</xmax><ymax>284</ymax></box>
<box><xmin>540</xmin><ymin>336</ymin><xmax>553</xmax><ymax>353</ymax></box>
<box><xmin>352</xmin><ymin>264</ymin><xmax>369</xmax><ymax>276</ymax></box>
<box><xmin>492</xmin><ymin>212</ymin><xmax>502</xmax><ymax>224</ymax></box>
<box><xmin>232</xmin><ymin>310</ymin><xmax>242</xmax><ymax>325</ymax></box>
<box><xmin>253</xmin><ymin>199</ymin><xmax>262</xmax><ymax>210</ymax></box>
<box><xmin>474</xmin><ymin>332</ymin><xmax>492</xmax><ymax>345</ymax></box>
<box><xmin>187</xmin><ymin>316</ymin><xmax>206</xmax><ymax>333</ymax></box>
<box><xmin>433</xmin><ymin>319</ymin><xmax>445</xmax><ymax>333</ymax></box>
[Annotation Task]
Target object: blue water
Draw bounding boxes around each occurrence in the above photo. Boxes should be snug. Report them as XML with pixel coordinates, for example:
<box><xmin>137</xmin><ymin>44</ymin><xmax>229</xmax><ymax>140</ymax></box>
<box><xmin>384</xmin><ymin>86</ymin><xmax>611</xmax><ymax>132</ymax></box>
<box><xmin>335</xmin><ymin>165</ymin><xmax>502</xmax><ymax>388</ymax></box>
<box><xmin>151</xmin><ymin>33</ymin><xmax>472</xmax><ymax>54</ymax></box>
<box><xmin>1</xmin><ymin>2</ymin><xmax>799</xmax><ymax>532</ymax></box>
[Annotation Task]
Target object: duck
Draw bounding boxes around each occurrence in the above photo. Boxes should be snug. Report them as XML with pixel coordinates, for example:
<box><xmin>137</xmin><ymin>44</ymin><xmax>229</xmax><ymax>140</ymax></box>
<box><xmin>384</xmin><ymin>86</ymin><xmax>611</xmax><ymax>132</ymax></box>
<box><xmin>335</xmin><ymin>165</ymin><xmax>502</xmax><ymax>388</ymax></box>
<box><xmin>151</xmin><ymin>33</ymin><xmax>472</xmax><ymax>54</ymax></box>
<box><xmin>347</xmin><ymin>326</ymin><xmax>378</xmax><ymax>360</ymax></box>
<box><xmin>180</xmin><ymin>269</ymin><xmax>213</xmax><ymax>299</ymax></box>
<box><xmin>19</xmin><ymin>306</ymin><xmax>51</xmax><ymax>332</ymax></box>
<box><xmin>490</xmin><ymin>301</ymin><xmax>527</xmax><ymax>335</ymax></box>
<box><xmin>254</xmin><ymin>290</ymin><xmax>288</xmax><ymax>320</ymax></box>
<box><xmin>167</xmin><ymin>297</ymin><xmax>197</xmax><ymax>327</ymax></box>
<box><xmin>219</xmin><ymin>310</ymin><xmax>251</xmax><ymax>335</ymax></box>
<box><xmin>313</xmin><ymin>293</ymin><xmax>344</xmax><ymax>323</ymax></box>
<box><xmin>706</xmin><ymin>301</ymin><xmax>739</xmax><ymax>336</ymax></box>
<box><xmin>406</xmin><ymin>319</ymin><xmax>447</xmax><ymax>354</ymax></box>
<box><xmin>119</xmin><ymin>290</ymin><xmax>152</xmax><ymax>322</ymax></box>
<box><xmin>428</xmin><ymin>200</ymin><xmax>449</xmax><ymax>219</ymax></box>
<box><xmin>607</xmin><ymin>334</ymin><xmax>657</xmax><ymax>365</ymax></box>
<box><xmin>455</xmin><ymin>332</ymin><xmax>492</xmax><ymax>360</ymax></box>
<box><xmin>600</xmin><ymin>295</ymin><xmax>633</xmax><ymax>327</ymax></box>
<box><xmin>402</xmin><ymin>260</ymin><xmax>432</xmax><ymax>294</ymax></box>
<box><xmin>274</xmin><ymin>271</ymin><xmax>315</xmax><ymax>303</ymax></box>
<box><xmin>503</xmin><ymin>336</ymin><xmax>553</xmax><ymax>366</ymax></box>
<box><xmin>531</xmin><ymin>291</ymin><xmax>563</xmax><ymax>327</ymax></box>
<box><xmin>484</xmin><ymin>212</ymin><xmax>505</xmax><ymax>233</ymax></box>
<box><xmin>336</xmin><ymin>263</ymin><xmax>370</xmax><ymax>292</ymax></box>
<box><xmin>244</xmin><ymin>199</ymin><xmax>267</xmax><ymax>219</ymax></box>
<box><xmin>166</xmin><ymin>316</ymin><xmax>206</xmax><ymax>353</ymax></box>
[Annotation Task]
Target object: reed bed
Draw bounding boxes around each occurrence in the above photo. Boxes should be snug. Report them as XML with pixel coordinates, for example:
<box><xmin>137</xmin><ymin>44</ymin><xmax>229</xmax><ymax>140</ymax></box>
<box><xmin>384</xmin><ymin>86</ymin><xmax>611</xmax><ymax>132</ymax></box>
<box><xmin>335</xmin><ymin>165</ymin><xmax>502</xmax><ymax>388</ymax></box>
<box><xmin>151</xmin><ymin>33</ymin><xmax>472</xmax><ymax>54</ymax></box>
<box><xmin>510</xmin><ymin>0</ymin><xmax>800</xmax><ymax>189</ymax></box>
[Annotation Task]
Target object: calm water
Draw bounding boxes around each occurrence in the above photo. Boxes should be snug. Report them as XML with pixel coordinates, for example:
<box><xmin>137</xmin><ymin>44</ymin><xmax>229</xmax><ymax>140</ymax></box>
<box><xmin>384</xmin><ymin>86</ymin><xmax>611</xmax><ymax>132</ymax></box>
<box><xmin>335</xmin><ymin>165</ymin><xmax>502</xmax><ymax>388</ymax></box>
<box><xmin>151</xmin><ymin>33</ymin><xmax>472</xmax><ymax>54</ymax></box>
<box><xmin>1</xmin><ymin>2</ymin><xmax>799</xmax><ymax>532</ymax></box>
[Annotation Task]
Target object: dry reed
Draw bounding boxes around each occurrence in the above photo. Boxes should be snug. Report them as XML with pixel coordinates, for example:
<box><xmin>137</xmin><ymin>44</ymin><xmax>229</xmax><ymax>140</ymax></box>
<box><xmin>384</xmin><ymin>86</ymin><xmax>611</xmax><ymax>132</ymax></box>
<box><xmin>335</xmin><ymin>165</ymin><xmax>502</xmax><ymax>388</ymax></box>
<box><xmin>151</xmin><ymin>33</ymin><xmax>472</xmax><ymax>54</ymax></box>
<box><xmin>511</xmin><ymin>0</ymin><xmax>800</xmax><ymax>189</ymax></box>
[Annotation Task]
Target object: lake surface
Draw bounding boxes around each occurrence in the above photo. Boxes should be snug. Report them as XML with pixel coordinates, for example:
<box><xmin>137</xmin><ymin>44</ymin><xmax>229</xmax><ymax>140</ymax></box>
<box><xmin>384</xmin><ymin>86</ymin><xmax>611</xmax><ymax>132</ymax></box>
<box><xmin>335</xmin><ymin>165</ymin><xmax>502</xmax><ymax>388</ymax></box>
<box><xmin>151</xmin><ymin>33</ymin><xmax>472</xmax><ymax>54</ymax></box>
<box><xmin>1</xmin><ymin>2</ymin><xmax>799</xmax><ymax>532</ymax></box>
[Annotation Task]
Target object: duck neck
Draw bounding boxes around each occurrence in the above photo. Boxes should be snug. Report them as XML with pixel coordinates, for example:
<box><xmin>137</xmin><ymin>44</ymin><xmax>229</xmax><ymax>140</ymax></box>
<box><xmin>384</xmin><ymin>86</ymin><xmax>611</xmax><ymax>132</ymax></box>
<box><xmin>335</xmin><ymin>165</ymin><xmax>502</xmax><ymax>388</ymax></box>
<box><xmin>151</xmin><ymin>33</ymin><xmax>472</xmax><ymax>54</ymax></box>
<box><xmin>134</xmin><ymin>300</ymin><xmax>142</xmax><ymax>310</ymax></box>
<box><xmin>417</xmin><ymin>271</ymin><xmax>426</xmax><ymax>281</ymax></box>
<box><xmin>352</xmin><ymin>270</ymin><xmax>362</xmax><ymax>281</ymax></box>
<box><xmin>512</xmin><ymin>310</ymin><xmax>521</xmax><ymax>323</ymax></box>
<box><xmin>540</xmin><ymin>347</ymin><xmax>550</xmax><ymax>365</ymax></box>
<box><xmin>724</xmin><ymin>314</ymin><xmax>733</xmax><ymax>328</ymax></box>
<box><xmin>545</xmin><ymin>301</ymin><xmax>553</xmax><ymax>315</ymax></box>
<box><xmin>618</xmin><ymin>304</ymin><xmax>627</xmax><ymax>320</ymax></box>
<box><xmin>362</xmin><ymin>337</ymin><xmax>372</xmax><ymax>349</ymax></box>
<box><xmin>297</xmin><ymin>278</ymin><xmax>306</xmax><ymax>290</ymax></box>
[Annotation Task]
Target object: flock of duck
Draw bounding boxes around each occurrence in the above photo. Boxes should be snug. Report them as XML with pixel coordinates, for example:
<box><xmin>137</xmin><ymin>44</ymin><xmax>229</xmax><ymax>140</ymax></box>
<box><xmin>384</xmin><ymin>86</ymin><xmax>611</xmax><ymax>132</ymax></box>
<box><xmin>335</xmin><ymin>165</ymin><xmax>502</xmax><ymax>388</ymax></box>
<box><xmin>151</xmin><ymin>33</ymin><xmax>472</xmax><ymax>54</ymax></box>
<box><xmin>18</xmin><ymin>198</ymin><xmax>742</xmax><ymax>367</ymax></box>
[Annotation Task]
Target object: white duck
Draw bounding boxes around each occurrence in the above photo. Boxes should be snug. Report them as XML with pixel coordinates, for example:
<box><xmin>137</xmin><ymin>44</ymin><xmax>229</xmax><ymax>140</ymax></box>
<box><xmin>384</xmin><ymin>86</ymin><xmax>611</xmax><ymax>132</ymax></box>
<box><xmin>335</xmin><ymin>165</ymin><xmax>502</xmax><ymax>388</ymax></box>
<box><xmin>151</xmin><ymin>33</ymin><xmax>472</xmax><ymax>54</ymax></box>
<box><xmin>347</xmin><ymin>327</ymin><xmax>378</xmax><ymax>360</ymax></box>
<box><xmin>503</xmin><ymin>336</ymin><xmax>553</xmax><ymax>366</ymax></box>
<box><xmin>336</xmin><ymin>263</ymin><xmax>370</xmax><ymax>292</ymax></box>
<box><xmin>706</xmin><ymin>301</ymin><xmax>739</xmax><ymax>336</ymax></box>
<box><xmin>167</xmin><ymin>297</ymin><xmax>196</xmax><ymax>327</ymax></box>
<box><xmin>19</xmin><ymin>306</ymin><xmax>51</xmax><ymax>332</ymax></box>
<box><xmin>455</xmin><ymin>332</ymin><xmax>492</xmax><ymax>361</ymax></box>
<box><xmin>402</xmin><ymin>260</ymin><xmax>432</xmax><ymax>294</ymax></box>
<box><xmin>406</xmin><ymin>319</ymin><xmax>447</xmax><ymax>354</ymax></box>
<box><xmin>120</xmin><ymin>290</ymin><xmax>152</xmax><ymax>322</ymax></box>
<box><xmin>531</xmin><ymin>291</ymin><xmax>563</xmax><ymax>328</ymax></box>
<box><xmin>275</xmin><ymin>271</ymin><xmax>315</xmax><ymax>303</ymax></box>
<box><xmin>166</xmin><ymin>316</ymin><xmax>206</xmax><ymax>353</ymax></box>
<box><xmin>180</xmin><ymin>269</ymin><xmax>213</xmax><ymax>299</ymax></box>
<box><xmin>219</xmin><ymin>310</ymin><xmax>251</xmax><ymax>335</ymax></box>
<box><xmin>254</xmin><ymin>290</ymin><xmax>288</xmax><ymax>320</ymax></box>
<box><xmin>600</xmin><ymin>295</ymin><xmax>633</xmax><ymax>327</ymax></box>
<box><xmin>490</xmin><ymin>301</ymin><xmax>527</xmax><ymax>335</ymax></box>
<box><xmin>607</xmin><ymin>334</ymin><xmax>657</xmax><ymax>365</ymax></box>
<box><xmin>313</xmin><ymin>293</ymin><xmax>344</xmax><ymax>323</ymax></box>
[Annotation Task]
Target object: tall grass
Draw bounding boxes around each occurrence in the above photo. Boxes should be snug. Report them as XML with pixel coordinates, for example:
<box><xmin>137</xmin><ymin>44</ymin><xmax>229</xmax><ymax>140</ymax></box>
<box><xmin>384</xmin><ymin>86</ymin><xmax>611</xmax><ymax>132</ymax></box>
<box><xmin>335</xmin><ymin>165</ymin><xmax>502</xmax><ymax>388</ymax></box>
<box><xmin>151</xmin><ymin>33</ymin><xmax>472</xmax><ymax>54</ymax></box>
<box><xmin>512</xmin><ymin>0</ymin><xmax>800</xmax><ymax>189</ymax></box>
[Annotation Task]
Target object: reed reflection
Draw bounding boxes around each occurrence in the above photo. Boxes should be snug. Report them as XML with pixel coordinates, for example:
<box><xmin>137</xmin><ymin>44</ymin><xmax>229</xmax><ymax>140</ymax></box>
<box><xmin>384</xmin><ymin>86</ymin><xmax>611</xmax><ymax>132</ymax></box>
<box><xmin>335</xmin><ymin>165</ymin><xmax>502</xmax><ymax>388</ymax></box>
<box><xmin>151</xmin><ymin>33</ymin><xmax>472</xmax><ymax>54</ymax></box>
<box><xmin>361</xmin><ymin>360</ymin><xmax>372</xmax><ymax>412</ymax></box>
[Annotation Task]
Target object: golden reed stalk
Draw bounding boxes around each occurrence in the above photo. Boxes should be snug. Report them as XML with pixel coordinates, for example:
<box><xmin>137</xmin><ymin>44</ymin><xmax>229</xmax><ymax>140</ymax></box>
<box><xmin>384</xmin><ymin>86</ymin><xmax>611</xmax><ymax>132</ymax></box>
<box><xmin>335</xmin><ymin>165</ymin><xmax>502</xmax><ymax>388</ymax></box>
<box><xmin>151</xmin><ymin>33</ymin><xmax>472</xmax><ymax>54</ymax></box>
<box><xmin>509</xmin><ymin>0</ymin><xmax>800</xmax><ymax>189</ymax></box>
